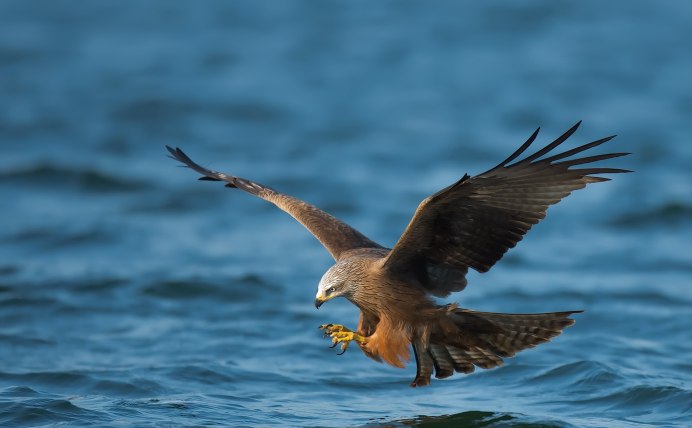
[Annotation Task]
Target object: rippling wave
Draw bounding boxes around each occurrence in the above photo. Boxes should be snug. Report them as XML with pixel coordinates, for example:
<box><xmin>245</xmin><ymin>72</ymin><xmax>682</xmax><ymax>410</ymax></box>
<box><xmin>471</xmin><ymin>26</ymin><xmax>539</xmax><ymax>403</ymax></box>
<box><xmin>0</xmin><ymin>164</ymin><xmax>149</xmax><ymax>193</ymax></box>
<box><xmin>373</xmin><ymin>411</ymin><xmax>568</xmax><ymax>428</ymax></box>
<box><xmin>610</xmin><ymin>202</ymin><xmax>692</xmax><ymax>228</ymax></box>
<box><xmin>1</xmin><ymin>1</ymin><xmax>691</xmax><ymax>427</ymax></box>
<box><xmin>141</xmin><ymin>275</ymin><xmax>277</xmax><ymax>302</ymax></box>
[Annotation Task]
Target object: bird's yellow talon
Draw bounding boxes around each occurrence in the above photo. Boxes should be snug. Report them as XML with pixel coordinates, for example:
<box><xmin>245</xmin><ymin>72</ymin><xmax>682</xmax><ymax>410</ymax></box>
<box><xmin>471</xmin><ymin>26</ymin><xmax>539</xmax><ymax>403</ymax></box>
<box><xmin>319</xmin><ymin>324</ymin><xmax>348</xmax><ymax>334</ymax></box>
<box><xmin>320</xmin><ymin>324</ymin><xmax>365</xmax><ymax>355</ymax></box>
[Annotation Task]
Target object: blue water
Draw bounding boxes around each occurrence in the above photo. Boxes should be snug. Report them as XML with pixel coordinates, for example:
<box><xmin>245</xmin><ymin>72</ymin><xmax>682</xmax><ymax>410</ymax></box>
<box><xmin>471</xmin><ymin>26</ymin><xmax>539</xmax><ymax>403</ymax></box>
<box><xmin>1</xmin><ymin>1</ymin><xmax>691</xmax><ymax>426</ymax></box>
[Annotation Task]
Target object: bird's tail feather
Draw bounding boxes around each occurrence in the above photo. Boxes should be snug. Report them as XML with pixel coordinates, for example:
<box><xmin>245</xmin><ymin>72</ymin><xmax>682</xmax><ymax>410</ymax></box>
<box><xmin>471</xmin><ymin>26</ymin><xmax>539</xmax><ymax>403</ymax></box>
<box><xmin>410</xmin><ymin>309</ymin><xmax>581</xmax><ymax>387</ymax></box>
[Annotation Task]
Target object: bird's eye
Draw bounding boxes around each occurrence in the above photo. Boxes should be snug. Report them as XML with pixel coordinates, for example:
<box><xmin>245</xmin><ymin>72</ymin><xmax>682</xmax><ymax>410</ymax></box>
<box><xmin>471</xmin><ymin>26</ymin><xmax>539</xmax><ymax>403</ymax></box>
<box><xmin>329</xmin><ymin>287</ymin><xmax>336</xmax><ymax>293</ymax></box>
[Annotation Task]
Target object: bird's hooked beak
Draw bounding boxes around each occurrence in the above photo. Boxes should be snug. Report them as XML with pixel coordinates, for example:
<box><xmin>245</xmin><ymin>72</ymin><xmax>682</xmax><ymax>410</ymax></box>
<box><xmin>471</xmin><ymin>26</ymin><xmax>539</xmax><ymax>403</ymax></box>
<box><xmin>314</xmin><ymin>292</ymin><xmax>333</xmax><ymax>309</ymax></box>
<box><xmin>314</xmin><ymin>296</ymin><xmax>326</xmax><ymax>309</ymax></box>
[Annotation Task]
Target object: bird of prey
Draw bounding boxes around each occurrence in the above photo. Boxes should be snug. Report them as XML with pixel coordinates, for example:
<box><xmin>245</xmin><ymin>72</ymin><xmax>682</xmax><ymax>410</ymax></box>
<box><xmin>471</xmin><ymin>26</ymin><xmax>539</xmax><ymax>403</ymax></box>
<box><xmin>166</xmin><ymin>122</ymin><xmax>629</xmax><ymax>387</ymax></box>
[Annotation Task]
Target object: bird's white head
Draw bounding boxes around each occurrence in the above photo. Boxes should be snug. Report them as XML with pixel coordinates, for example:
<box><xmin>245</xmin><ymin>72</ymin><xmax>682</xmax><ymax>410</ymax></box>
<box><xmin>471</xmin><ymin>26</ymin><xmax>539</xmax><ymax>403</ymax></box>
<box><xmin>314</xmin><ymin>262</ymin><xmax>356</xmax><ymax>309</ymax></box>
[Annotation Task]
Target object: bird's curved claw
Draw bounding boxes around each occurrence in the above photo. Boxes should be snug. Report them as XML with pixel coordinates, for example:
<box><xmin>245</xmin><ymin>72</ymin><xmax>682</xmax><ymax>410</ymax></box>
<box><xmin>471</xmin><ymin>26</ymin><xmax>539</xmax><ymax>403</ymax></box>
<box><xmin>336</xmin><ymin>343</ymin><xmax>349</xmax><ymax>356</ymax></box>
<box><xmin>319</xmin><ymin>324</ymin><xmax>366</xmax><ymax>356</ymax></box>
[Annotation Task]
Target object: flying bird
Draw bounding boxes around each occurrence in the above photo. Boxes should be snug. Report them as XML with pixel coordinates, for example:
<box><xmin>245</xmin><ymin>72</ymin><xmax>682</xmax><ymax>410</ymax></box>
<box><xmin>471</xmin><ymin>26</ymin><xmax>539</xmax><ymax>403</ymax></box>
<box><xmin>166</xmin><ymin>122</ymin><xmax>629</xmax><ymax>387</ymax></box>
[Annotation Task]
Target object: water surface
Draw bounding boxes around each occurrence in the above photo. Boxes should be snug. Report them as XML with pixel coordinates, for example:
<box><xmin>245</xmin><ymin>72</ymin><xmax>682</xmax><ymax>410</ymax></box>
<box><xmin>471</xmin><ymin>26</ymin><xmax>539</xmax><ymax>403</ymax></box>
<box><xmin>1</xmin><ymin>1</ymin><xmax>691</xmax><ymax>427</ymax></box>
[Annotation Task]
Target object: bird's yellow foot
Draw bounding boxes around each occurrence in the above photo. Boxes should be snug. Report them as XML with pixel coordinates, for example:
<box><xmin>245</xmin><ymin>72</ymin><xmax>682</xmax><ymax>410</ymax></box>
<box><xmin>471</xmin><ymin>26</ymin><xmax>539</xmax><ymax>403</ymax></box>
<box><xmin>319</xmin><ymin>324</ymin><xmax>366</xmax><ymax>355</ymax></box>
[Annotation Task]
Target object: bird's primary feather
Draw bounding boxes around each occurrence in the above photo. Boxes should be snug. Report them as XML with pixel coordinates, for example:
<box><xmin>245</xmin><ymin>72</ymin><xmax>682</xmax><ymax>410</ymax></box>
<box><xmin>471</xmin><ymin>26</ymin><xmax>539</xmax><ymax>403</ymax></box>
<box><xmin>166</xmin><ymin>145</ymin><xmax>382</xmax><ymax>260</ymax></box>
<box><xmin>382</xmin><ymin>121</ymin><xmax>630</xmax><ymax>297</ymax></box>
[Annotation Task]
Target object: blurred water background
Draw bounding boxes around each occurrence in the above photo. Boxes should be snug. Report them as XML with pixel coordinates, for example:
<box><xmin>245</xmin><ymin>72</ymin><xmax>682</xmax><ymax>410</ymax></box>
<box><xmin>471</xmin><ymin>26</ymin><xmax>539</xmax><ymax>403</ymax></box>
<box><xmin>1</xmin><ymin>1</ymin><xmax>691</xmax><ymax>427</ymax></box>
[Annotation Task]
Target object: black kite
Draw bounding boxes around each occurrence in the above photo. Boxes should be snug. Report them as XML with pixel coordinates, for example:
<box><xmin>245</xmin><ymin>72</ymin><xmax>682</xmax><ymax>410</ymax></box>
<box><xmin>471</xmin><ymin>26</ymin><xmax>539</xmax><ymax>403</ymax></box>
<box><xmin>166</xmin><ymin>122</ymin><xmax>629</xmax><ymax>387</ymax></box>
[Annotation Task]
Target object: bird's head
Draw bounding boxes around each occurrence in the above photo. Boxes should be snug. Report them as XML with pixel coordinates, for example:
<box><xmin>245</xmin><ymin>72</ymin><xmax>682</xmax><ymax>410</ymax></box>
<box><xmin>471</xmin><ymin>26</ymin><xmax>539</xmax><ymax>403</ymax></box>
<box><xmin>314</xmin><ymin>262</ymin><xmax>356</xmax><ymax>309</ymax></box>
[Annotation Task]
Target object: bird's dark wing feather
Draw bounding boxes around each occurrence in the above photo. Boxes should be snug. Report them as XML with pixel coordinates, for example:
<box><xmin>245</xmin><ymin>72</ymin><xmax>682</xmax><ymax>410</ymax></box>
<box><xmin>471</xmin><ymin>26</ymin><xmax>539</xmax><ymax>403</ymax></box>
<box><xmin>382</xmin><ymin>122</ymin><xmax>631</xmax><ymax>297</ymax></box>
<box><xmin>166</xmin><ymin>146</ymin><xmax>383</xmax><ymax>260</ymax></box>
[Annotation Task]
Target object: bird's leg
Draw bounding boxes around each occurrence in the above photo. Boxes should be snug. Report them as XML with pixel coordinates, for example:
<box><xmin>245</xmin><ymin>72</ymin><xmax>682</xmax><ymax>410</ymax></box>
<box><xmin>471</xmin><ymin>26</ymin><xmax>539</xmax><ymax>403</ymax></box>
<box><xmin>319</xmin><ymin>324</ymin><xmax>366</xmax><ymax>355</ymax></box>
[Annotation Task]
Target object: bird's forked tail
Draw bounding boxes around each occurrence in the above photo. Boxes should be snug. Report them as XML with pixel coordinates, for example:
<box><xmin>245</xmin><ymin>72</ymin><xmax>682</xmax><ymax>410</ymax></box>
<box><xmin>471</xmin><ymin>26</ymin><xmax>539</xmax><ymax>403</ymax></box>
<box><xmin>411</xmin><ymin>309</ymin><xmax>581</xmax><ymax>387</ymax></box>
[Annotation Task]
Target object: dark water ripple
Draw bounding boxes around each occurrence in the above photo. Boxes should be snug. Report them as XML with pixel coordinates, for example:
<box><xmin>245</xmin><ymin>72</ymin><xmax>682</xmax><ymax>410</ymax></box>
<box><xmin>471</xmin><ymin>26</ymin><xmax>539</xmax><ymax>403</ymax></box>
<box><xmin>141</xmin><ymin>274</ymin><xmax>277</xmax><ymax>302</ymax></box>
<box><xmin>1</xmin><ymin>397</ymin><xmax>105</xmax><ymax>427</ymax></box>
<box><xmin>0</xmin><ymin>163</ymin><xmax>150</xmax><ymax>193</ymax></box>
<box><xmin>609</xmin><ymin>202</ymin><xmax>692</xmax><ymax>228</ymax></box>
<box><xmin>375</xmin><ymin>411</ymin><xmax>574</xmax><ymax>428</ymax></box>
<box><xmin>2</xmin><ymin>0</ymin><xmax>692</xmax><ymax>427</ymax></box>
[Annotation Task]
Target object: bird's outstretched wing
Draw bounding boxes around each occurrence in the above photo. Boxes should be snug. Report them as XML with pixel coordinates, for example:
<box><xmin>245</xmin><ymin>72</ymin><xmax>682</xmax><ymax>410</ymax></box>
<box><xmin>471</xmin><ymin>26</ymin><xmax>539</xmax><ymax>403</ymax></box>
<box><xmin>382</xmin><ymin>122</ymin><xmax>631</xmax><ymax>297</ymax></box>
<box><xmin>166</xmin><ymin>146</ymin><xmax>383</xmax><ymax>260</ymax></box>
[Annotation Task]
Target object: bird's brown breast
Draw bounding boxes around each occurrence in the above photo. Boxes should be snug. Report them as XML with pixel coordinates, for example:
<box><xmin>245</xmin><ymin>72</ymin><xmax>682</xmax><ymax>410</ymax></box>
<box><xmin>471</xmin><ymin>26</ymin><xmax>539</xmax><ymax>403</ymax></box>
<box><xmin>351</xmin><ymin>263</ymin><xmax>439</xmax><ymax>368</ymax></box>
